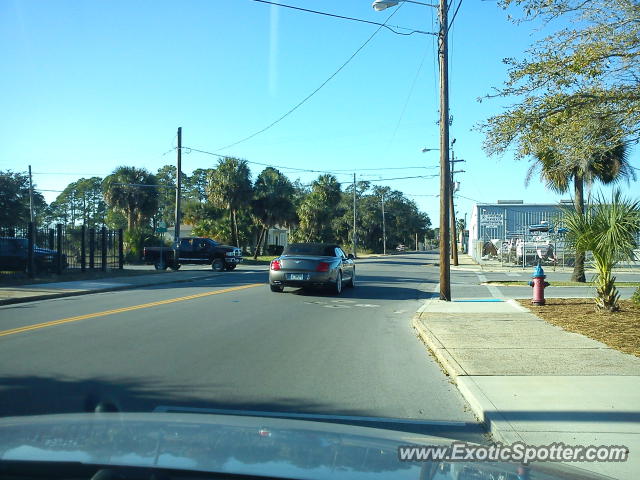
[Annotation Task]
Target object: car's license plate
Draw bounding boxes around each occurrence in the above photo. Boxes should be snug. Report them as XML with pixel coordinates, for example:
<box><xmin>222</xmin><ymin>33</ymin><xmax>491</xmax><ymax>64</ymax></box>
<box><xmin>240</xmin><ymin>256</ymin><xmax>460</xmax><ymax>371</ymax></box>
<box><xmin>288</xmin><ymin>273</ymin><xmax>304</xmax><ymax>280</ymax></box>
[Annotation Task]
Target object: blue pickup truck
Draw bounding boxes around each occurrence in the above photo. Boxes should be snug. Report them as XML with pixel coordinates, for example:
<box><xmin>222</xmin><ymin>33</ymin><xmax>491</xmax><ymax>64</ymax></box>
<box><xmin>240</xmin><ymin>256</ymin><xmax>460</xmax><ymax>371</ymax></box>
<box><xmin>0</xmin><ymin>237</ymin><xmax>67</xmax><ymax>273</ymax></box>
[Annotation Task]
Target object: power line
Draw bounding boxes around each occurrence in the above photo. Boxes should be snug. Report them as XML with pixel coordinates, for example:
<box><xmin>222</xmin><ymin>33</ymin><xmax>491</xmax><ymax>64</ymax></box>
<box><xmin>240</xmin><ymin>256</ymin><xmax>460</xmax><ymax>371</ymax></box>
<box><xmin>33</xmin><ymin>172</ymin><xmax>108</xmax><ymax>176</ymax></box>
<box><xmin>182</xmin><ymin>145</ymin><xmax>438</xmax><ymax>177</ymax></box>
<box><xmin>456</xmin><ymin>193</ymin><xmax>486</xmax><ymax>203</ymax></box>
<box><xmin>387</xmin><ymin>41</ymin><xmax>431</xmax><ymax>150</ymax></box>
<box><xmin>447</xmin><ymin>0</ymin><xmax>463</xmax><ymax>33</ymax></box>
<box><xmin>214</xmin><ymin>5</ymin><xmax>405</xmax><ymax>153</ymax></box>
<box><xmin>249</xmin><ymin>0</ymin><xmax>435</xmax><ymax>36</ymax></box>
<box><xmin>301</xmin><ymin>174</ymin><xmax>438</xmax><ymax>188</ymax></box>
<box><xmin>182</xmin><ymin>146</ymin><xmax>352</xmax><ymax>176</ymax></box>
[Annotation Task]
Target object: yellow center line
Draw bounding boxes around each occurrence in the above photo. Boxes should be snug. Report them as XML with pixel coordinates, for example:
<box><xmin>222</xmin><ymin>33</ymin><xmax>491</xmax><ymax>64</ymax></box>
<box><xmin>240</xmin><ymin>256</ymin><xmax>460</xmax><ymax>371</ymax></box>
<box><xmin>0</xmin><ymin>283</ymin><xmax>263</xmax><ymax>338</ymax></box>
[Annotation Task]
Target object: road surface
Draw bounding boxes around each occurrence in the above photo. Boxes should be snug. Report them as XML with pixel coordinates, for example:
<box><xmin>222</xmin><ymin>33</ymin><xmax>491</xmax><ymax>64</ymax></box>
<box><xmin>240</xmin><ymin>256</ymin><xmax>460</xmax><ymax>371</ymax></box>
<box><xmin>0</xmin><ymin>252</ymin><xmax>486</xmax><ymax>441</ymax></box>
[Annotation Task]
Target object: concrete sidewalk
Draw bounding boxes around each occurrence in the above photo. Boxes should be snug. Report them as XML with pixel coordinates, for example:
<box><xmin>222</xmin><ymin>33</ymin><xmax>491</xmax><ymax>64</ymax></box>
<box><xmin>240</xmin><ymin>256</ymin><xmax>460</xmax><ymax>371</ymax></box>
<box><xmin>0</xmin><ymin>269</ymin><xmax>242</xmax><ymax>305</ymax></box>
<box><xmin>413</xmin><ymin>298</ymin><xmax>640</xmax><ymax>480</ymax></box>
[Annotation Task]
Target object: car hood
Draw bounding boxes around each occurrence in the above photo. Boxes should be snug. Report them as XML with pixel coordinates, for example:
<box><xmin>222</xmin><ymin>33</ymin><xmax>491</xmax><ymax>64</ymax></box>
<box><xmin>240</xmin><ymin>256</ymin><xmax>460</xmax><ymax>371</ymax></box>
<box><xmin>218</xmin><ymin>244</ymin><xmax>241</xmax><ymax>253</ymax></box>
<box><xmin>0</xmin><ymin>413</ymin><xmax>612</xmax><ymax>480</ymax></box>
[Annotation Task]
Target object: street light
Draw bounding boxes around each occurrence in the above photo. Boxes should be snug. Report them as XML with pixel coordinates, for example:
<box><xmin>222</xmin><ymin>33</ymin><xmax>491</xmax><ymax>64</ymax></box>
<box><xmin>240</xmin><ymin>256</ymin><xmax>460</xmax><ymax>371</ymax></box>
<box><xmin>372</xmin><ymin>0</ymin><xmax>437</xmax><ymax>11</ymax></box>
<box><xmin>374</xmin><ymin>0</ymin><xmax>452</xmax><ymax>300</ymax></box>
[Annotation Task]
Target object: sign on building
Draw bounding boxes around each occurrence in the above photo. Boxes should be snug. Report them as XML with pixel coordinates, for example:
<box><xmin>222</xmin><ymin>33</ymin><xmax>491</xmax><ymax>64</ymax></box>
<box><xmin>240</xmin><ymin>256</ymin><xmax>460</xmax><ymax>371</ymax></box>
<box><xmin>480</xmin><ymin>213</ymin><xmax>503</xmax><ymax>228</ymax></box>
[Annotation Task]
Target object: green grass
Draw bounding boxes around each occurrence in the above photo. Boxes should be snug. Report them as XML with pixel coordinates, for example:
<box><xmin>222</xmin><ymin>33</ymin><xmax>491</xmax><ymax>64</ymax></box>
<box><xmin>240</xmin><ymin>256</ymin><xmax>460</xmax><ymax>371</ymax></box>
<box><xmin>242</xmin><ymin>255</ymin><xmax>276</xmax><ymax>266</ymax></box>
<box><xmin>486</xmin><ymin>280</ymin><xmax>640</xmax><ymax>287</ymax></box>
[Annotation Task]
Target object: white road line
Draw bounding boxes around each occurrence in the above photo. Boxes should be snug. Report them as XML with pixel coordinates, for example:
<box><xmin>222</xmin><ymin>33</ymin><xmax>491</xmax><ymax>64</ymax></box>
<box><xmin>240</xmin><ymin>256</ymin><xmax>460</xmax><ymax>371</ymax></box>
<box><xmin>477</xmin><ymin>273</ymin><xmax>502</xmax><ymax>298</ymax></box>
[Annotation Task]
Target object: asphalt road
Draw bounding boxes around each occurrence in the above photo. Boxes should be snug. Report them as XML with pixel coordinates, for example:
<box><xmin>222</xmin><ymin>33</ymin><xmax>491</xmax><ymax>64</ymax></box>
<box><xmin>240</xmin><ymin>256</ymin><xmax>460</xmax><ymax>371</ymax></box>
<box><xmin>0</xmin><ymin>252</ymin><xmax>487</xmax><ymax>442</ymax></box>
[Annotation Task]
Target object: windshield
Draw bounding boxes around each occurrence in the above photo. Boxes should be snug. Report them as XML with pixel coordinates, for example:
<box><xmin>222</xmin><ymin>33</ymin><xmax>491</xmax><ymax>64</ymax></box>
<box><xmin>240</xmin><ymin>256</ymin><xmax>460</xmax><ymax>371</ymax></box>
<box><xmin>1</xmin><ymin>2</ymin><xmax>638</xmax><ymax>480</ymax></box>
<box><xmin>282</xmin><ymin>243</ymin><xmax>337</xmax><ymax>256</ymax></box>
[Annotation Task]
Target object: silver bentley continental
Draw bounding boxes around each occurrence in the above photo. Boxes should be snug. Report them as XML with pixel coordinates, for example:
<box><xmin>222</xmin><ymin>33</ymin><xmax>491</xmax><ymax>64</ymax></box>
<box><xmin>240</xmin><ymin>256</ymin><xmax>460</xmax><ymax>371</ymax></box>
<box><xmin>269</xmin><ymin>243</ymin><xmax>355</xmax><ymax>294</ymax></box>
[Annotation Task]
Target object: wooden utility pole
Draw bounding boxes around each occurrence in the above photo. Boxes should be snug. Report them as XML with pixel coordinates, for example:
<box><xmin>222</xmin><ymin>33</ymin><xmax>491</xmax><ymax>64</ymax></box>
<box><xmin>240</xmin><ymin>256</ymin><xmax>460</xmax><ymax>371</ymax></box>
<box><xmin>174</xmin><ymin>127</ymin><xmax>182</xmax><ymax>243</ymax></box>
<box><xmin>438</xmin><ymin>0</ymin><xmax>451</xmax><ymax>301</ymax></box>
<box><xmin>28</xmin><ymin>165</ymin><xmax>34</xmax><ymax>223</ymax></box>
<box><xmin>382</xmin><ymin>191</ymin><xmax>386</xmax><ymax>255</ymax></box>
<box><xmin>450</xmin><ymin>181</ymin><xmax>458</xmax><ymax>265</ymax></box>
<box><xmin>450</xmin><ymin>151</ymin><xmax>458</xmax><ymax>266</ymax></box>
<box><xmin>353</xmin><ymin>173</ymin><xmax>357</xmax><ymax>258</ymax></box>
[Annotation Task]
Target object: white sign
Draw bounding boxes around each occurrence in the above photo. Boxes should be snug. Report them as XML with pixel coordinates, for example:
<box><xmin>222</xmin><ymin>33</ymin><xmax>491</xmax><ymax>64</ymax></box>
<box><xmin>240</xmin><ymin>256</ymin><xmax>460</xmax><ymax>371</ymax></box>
<box><xmin>480</xmin><ymin>213</ymin><xmax>503</xmax><ymax>228</ymax></box>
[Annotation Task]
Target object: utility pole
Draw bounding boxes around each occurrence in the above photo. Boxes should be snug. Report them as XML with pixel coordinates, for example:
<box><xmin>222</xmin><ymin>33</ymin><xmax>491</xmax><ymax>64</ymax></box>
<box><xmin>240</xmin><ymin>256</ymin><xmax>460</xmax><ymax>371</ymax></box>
<box><xmin>382</xmin><ymin>191</ymin><xmax>386</xmax><ymax>256</ymax></box>
<box><xmin>28</xmin><ymin>165</ymin><xmax>34</xmax><ymax>223</ymax></box>
<box><xmin>174</xmin><ymin>127</ymin><xmax>182</xmax><ymax>243</ymax></box>
<box><xmin>353</xmin><ymin>173</ymin><xmax>357</xmax><ymax>258</ymax></box>
<box><xmin>450</xmin><ymin>150</ymin><xmax>458</xmax><ymax>266</ymax></box>
<box><xmin>450</xmin><ymin>151</ymin><xmax>465</xmax><ymax>266</ymax></box>
<box><xmin>438</xmin><ymin>0</ymin><xmax>451</xmax><ymax>301</ymax></box>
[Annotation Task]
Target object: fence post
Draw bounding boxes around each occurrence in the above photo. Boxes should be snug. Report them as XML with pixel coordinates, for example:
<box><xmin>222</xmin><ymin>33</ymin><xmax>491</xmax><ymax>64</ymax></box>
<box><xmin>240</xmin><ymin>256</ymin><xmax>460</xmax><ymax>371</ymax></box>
<box><xmin>27</xmin><ymin>222</ymin><xmax>35</xmax><ymax>278</ymax></box>
<box><xmin>89</xmin><ymin>228</ymin><xmax>95</xmax><ymax>269</ymax></box>
<box><xmin>55</xmin><ymin>224</ymin><xmax>63</xmax><ymax>274</ymax></box>
<box><xmin>48</xmin><ymin>229</ymin><xmax>54</xmax><ymax>250</ymax></box>
<box><xmin>118</xmin><ymin>228</ymin><xmax>124</xmax><ymax>269</ymax></box>
<box><xmin>80</xmin><ymin>225</ymin><xmax>86</xmax><ymax>272</ymax></box>
<box><xmin>101</xmin><ymin>226</ymin><xmax>107</xmax><ymax>272</ymax></box>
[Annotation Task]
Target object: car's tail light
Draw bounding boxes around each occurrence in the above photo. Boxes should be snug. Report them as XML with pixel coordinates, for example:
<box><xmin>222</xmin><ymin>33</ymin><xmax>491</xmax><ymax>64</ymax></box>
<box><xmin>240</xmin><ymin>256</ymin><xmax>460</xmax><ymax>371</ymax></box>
<box><xmin>316</xmin><ymin>262</ymin><xmax>330</xmax><ymax>272</ymax></box>
<box><xmin>270</xmin><ymin>259</ymin><xmax>281</xmax><ymax>271</ymax></box>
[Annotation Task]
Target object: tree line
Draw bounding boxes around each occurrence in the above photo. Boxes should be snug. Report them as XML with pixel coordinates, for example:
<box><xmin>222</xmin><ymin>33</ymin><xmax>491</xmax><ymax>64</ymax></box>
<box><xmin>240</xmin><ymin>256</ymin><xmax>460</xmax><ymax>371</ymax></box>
<box><xmin>0</xmin><ymin>159</ymin><xmax>432</xmax><ymax>257</ymax></box>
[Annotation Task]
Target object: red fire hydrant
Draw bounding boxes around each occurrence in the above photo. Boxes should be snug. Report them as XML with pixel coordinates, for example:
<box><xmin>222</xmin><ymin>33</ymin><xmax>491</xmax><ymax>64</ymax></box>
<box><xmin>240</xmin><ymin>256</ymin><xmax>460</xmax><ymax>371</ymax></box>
<box><xmin>529</xmin><ymin>263</ymin><xmax>550</xmax><ymax>306</ymax></box>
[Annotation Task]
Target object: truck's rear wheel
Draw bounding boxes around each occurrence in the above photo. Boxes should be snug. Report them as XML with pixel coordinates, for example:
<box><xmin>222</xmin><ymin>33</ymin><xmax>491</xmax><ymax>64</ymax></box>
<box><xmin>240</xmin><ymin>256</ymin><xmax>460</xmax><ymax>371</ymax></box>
<box><xmin>225</xmin><ymin>264</ymin><xmax>237</xmax><ymax>271</ymax></box>
<box><xmin>169</xmin><ymin>264</ymin><xmax>181</xmax><ymax>271</ymax></box>
<box><xmin>154</xmin><ymin>263</ymin><xmax>168</xmax><ymax>270</ymax></box>
<box><xmin>212</xmin><ymin>258</ymin><xmax>225</xmax><ymax>272</ymax></box>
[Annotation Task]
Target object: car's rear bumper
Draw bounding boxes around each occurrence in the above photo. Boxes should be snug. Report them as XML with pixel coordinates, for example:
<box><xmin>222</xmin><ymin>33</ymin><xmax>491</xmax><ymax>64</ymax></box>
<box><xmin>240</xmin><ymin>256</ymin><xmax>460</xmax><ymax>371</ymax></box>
<box><xmin>269</xmin><ymin>270</ymin><xmax>335</xmax><ymax>288</ymax></box>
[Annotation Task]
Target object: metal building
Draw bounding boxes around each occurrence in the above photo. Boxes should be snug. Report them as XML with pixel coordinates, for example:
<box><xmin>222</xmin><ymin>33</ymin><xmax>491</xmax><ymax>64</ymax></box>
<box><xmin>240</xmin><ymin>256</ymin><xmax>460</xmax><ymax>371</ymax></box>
<box><xmin>469</xmin><ymin>200</ymin><xmax>572</xmax><ymax>266</ymax></box>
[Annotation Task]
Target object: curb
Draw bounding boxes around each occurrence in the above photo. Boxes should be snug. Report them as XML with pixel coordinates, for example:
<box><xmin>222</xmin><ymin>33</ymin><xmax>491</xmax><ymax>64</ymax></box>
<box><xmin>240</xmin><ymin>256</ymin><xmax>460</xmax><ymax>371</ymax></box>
<box><xmin>412</xmin><ymin>312</ymin><xmax>520</xmax><ymax>444</ymax></box>
<box><xmin>412</xmin><ymin>315</ymin><xmax>466</xmax><ymax>381</ymax></box>
<box><xmin>0</xmin><ymin>272</ymin><xmax>226</xmax><ymax>306</ymax></box>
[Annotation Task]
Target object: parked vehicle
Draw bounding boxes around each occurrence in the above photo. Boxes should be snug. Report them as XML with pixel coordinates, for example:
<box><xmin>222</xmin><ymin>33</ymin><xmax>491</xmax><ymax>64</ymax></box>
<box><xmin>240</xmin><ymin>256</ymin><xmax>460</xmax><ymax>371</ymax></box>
<box><xmin>269</xmin><ymin>242</ymin><xmax>355</xmax><ymax>294</ymax></box>
<box><xmin>396</xmin><ymin>244</ymin><xmax>406</xmax><ymax>252</ymax></box>
<box><xmin>0</xmin><ymin>237</ymin><xmax>67</xmax><ymax>273</ymax></box>
<box><xmin>143</xmin><ymin>237</ymin><xmax>242</xmax><ymax>271</ymax></box>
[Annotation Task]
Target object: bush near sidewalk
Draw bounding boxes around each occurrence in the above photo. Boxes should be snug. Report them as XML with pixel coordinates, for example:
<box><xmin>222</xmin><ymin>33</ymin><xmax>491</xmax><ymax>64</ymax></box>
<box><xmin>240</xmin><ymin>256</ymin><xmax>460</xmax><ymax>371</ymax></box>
<box><xmin>633</xmin><ymin>287</ymin><xmax>640</xmax><ymax>305</ymax></box>
<box><xmin>563</xmin><ymin>190</ymin><xmax>640</xmax><ymax>312</ymax></box>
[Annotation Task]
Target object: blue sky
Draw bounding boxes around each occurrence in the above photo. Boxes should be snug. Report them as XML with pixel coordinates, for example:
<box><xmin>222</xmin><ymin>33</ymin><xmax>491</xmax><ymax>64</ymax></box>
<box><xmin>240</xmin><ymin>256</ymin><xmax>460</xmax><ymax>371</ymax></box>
<box><xmin>1</xmin><ymin>0</ymin><xmax>637</xmax><ymax>226</ymax></box>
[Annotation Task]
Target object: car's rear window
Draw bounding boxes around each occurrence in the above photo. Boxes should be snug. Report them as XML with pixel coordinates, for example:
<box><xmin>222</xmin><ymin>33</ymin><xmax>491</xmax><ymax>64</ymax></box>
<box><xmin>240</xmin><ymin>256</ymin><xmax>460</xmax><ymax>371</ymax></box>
<box><xmin>283</xmin><ymin>244</ymin><xmax>336</xmax><ymax>256</ymax></box>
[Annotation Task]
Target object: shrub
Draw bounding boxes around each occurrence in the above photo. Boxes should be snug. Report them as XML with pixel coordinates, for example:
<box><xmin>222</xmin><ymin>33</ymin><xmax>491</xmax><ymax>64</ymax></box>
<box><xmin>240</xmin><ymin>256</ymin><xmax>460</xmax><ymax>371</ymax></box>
<box><xmin>632</xmin><ymin>287</ymin><xmax>640</xmax><ymax>306</ymax></box>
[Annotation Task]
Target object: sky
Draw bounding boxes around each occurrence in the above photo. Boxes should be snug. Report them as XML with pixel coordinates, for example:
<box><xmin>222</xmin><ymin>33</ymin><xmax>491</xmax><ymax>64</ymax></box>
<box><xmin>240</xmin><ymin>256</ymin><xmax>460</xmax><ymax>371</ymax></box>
<box><xmin>1</xmin><ymin>0</ymin><xmax>638</xmax><ymax>227</ymax></box>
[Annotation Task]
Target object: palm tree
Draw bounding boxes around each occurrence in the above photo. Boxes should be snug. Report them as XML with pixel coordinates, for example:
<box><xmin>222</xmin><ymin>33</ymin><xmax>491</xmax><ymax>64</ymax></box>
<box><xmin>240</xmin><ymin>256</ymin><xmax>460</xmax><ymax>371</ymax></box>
<box><xmin>251</xmin><ymin>167</ymin><xmax>295</xmax><ymax>259</ymax></box>
<box><xmin>103</xmin><ymin>166</ymin><xmax>159</xmax><ymax>231</ymax></box>
<box><xmin>526</xmin><ymin>131</ymin><xmax>635</xmax><ymax>282</ymax></box>
<box><xmin>563</xmin><ymin>190</ymin><xmax>640</xmax><ymax>312</ymax></box>
<box><xmin>296</xmin><ymin>175</ymin><xmax>342</xmax><ymax>243</ymax></box>
<box><xmin>207</xmin><ymin>157</ymin><xmax>252</xmax><ymax>248</ymax></box>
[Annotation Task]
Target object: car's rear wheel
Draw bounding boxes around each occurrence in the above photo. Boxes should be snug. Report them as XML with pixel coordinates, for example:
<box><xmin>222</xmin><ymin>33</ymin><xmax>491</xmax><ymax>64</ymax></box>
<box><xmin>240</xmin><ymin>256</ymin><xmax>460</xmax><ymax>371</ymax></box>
<box><xmin>212</xmin><ymin>258</ymin><xmax>225</xmax><ymax>272</ymax></box>
<box><xmin>333</xmin><ymin>271</ymin><xmax>343</xmax><ymax>295</ymax></box>
<box><xmin>270</xmin><ymin>284</ymin><xmax>284</xmax><ymax>292</ymax></box>
<box><xmin>154</xmin><ymin>263</ymin><xmax>168</xmax><ymax>270</ymax></box>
